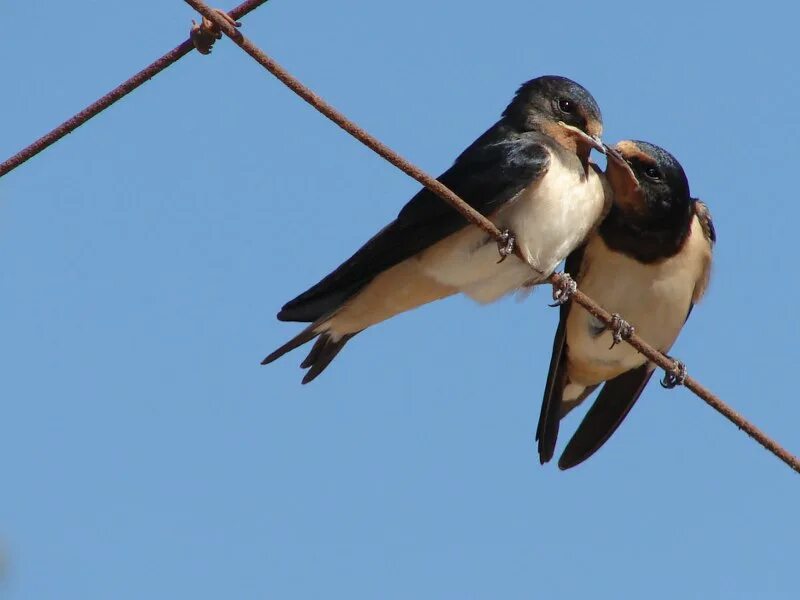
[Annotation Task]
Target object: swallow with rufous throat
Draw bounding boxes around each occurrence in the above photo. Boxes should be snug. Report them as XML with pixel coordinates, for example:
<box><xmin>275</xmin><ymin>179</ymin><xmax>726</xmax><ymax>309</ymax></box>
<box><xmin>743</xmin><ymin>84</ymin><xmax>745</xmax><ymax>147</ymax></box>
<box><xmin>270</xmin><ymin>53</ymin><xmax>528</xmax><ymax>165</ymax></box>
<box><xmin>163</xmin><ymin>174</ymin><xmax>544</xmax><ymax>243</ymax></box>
<box><xmin>536</xmin><ymin>140</ymin><xmax>716</xmax><ymax>469</ymax></box>
<box><xmin>264</xmin><ymin>75</ymin><xmax>611</xmax><ymax>383</ymax></box>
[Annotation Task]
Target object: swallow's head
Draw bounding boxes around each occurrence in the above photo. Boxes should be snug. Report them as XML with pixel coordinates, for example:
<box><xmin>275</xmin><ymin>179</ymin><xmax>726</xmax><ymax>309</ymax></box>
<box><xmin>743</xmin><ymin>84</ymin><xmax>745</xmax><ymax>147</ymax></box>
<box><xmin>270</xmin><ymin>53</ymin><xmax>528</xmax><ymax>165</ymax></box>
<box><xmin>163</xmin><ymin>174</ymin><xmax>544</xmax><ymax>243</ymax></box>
<box><xmin>503</xmin><ymin>75</ymin><xmax>604</xmax><ymax>164</ymax></box>
<box><xmin>602</xmin><ymin>140</ymin><xmax>694</xmax><ymax>260</ymax></box>
<box><xmin>605</xmin><ymin>140</ymin><xmax>691</xmax><ymax>225</ymax></box>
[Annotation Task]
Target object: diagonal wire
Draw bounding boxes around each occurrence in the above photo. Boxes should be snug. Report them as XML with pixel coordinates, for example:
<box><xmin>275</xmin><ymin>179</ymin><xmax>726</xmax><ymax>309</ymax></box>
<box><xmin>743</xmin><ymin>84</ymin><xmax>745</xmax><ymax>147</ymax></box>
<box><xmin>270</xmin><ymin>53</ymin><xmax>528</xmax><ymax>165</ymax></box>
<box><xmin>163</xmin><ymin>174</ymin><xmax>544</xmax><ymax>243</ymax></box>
<box><xmin>0</xmin><ymin>0</ymin><xmax>793</xmax><ymax>474</ymax></box>
<box><xmin>0</xmin><ymin>0</ymin><xmax>270</xmax><ymax>179</ymax></box>
<box><xmin>186</xmin><ymin>0</ymin><xmax>800</xmax><ymax>475</ymax></box>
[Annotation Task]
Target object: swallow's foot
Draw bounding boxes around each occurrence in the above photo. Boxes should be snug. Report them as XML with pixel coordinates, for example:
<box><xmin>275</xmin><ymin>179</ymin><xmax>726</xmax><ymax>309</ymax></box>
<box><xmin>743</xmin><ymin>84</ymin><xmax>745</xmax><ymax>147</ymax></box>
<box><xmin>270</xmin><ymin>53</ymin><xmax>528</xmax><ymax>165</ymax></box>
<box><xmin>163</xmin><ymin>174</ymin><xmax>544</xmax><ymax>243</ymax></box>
<box><xmin>190</xmin><ymin>8</ymin><xmax>241</xmax><ymax>54</ymax></box>
<box><xmin>608</xmin><ymin>313</ymin><xmax>635</xmax><ymax>349</ymax></box>
<box><xmin>660</xmin><ymin>357</ymin><xmax>687</xmax><ymax>389</ymax></box>
<box><xmin>496</xmin><ymin>229</ymin><xmax>516</xmax><ymax>263</ymax></box>
<box><xmin>549</xmin><ymin>273</ymin><xmax>577</xmax><ymax>307</ymax></box>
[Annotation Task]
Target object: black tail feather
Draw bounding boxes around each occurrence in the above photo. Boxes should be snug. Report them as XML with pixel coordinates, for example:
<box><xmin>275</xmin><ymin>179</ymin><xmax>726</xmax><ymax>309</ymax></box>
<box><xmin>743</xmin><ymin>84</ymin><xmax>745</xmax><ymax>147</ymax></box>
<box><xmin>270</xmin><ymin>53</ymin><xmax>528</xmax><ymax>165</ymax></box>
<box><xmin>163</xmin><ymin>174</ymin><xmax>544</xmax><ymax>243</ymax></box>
<box><xmin>261</xmin><ymin>324</ymin><xmax>320</xmax><ymax>365</ymax></box>
<box><xmin>299</xmin><ymin>335</ymin><xmax>328</xmax><ymax>369</ymax></box>
<box><xmin>536</xmin><ymin>311</ymin><xmax>569</xmax><ymax>464</ymax></box>
<box><xmin>300</xmin><ymin>333</ymin><xmax>356</xmax><ymax>384</ymax></box>
<box><xmin>558</xmin><ymin>365</ymin><xmax>653</xmax><ymax>470</ymax></box>
<box><xmin>262</xmin><ymin>323</ymin><xmax>359</xmax><ymax>384</ymax></box>
<box><xmin>536</xmin><ymin>245</ymin><xmax>585</xmax><ymax>464</ymax></box>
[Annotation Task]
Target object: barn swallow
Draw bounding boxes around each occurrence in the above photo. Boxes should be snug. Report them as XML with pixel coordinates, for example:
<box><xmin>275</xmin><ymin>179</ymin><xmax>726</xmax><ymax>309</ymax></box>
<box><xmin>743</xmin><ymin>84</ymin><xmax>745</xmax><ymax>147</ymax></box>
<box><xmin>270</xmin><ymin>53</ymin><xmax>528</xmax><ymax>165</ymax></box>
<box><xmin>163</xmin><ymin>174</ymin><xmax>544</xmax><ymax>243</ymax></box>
<box><xmin>263</xmin><ymin>75</ymin><xmax>610</xmax><ymax>383</ymax></box>
<box><xmin>536</xmin><ymin>140</ymin><xmax>716</xmax><ymax>469</ymax></box>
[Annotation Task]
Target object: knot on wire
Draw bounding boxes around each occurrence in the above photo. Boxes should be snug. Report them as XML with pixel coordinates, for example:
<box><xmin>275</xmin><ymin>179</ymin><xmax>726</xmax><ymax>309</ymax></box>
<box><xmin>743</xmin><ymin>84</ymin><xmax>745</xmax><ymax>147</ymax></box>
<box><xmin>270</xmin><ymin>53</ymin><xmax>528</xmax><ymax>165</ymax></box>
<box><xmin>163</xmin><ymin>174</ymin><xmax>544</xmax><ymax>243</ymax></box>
<box><xmin>549</xmin><ymin>273</ymin><xmax>577</xmax><ymax>307</ymax></box>
<box><xmin>190</xmin><ymin>9</ymin><xmax>241</xmax><ymax>55</ymax></box>
<box><xmin>608</xmin><ymin>313</ymin><xmax>635</xmax><ymax>349</ymax></box>
<box><xmin>661</xmin><ymin>358</ymin><xmax>687</xmax><ymax>389</ymax></box>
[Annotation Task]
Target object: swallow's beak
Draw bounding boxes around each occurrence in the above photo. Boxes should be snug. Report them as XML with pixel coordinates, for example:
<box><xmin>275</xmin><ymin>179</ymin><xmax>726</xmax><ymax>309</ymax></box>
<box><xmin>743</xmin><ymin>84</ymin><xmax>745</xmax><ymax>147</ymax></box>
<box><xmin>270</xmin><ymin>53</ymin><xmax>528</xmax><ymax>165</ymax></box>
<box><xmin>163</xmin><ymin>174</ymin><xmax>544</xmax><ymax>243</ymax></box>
<box><xmin>558</xmin><ymin>122</ymin><xmax>605</xmax><ymax>154</ymax></box>
<box><xmin>604</xmin><ymin>142</ymin><xmax>646</xmax><ymax>217</ymax></box>
<box><xmin>604</xmin><ymin>143</ymin><xmax>639</xmax><ymax>188</ymax></box>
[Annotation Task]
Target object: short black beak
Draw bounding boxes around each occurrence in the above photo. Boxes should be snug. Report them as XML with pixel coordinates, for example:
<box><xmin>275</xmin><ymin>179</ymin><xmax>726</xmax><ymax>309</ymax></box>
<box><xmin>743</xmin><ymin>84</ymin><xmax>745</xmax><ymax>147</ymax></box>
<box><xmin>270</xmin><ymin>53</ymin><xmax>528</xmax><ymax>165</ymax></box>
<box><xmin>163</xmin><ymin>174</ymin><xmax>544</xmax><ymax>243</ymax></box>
<box><xmin>604</xmin><ymin>144</ymin><xmax>626</xmax><ymax>165</ymax></box>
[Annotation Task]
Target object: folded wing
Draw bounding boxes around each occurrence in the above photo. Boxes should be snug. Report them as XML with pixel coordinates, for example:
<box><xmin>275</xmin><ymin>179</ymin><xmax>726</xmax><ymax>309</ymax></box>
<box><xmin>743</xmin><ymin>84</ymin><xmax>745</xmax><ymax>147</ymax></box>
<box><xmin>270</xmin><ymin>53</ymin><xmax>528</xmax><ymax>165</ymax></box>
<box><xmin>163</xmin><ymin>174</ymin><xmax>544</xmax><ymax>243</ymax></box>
<box><xmin>278</xmin><ymin>125</ymin><xmax>552</xmax><ymax>323</ymax></box>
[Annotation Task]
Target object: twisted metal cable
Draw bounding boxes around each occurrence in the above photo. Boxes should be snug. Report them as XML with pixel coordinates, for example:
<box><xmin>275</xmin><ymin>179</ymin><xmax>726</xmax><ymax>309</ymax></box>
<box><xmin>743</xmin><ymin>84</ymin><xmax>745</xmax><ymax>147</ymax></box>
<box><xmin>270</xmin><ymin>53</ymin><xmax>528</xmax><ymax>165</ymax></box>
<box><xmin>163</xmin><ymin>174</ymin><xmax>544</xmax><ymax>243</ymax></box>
<box><xmin>0</xmin><ymin>0</ymin><xmax>269</xmax><ymax>179</ymax></box>
<box><xmin>186</xmin><ymin>0</ymin><xmax>800</xmax><ymax>475</ymax></box>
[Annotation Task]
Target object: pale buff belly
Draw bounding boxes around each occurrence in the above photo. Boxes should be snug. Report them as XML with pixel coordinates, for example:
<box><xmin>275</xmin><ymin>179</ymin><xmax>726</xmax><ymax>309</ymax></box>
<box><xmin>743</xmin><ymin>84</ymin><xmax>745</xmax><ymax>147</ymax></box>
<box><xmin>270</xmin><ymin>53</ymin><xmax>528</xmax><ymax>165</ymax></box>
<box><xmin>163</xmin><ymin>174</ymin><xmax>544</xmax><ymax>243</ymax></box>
<box><xmin>324</xmin><ymin>156</ymin><xmax>608</xmax><ymax>338</ymax></box>
<box><xmin>418</xmin><ymin>155</ymin><xmax>608</xmax><ymax>304</ymax></box>
<box><xmin>565</xmin><ymin>232</ymin><xmax>702</xmax><ymax>387</ymax></box>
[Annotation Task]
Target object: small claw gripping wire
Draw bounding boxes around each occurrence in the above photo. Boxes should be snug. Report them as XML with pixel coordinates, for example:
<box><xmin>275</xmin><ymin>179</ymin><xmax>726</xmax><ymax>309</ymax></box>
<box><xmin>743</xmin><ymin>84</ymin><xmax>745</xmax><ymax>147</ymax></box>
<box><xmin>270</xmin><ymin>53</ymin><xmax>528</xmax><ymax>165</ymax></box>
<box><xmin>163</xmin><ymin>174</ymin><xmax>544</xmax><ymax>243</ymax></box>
<box><xmin>608</xmin><ymin>313</ymin><xmax>635</xmax><ymax>349</ymax></box>
<box><xmin>549</xmin><ymin>273</ymin><xmax>577</xmax><ymax>307</ymax></box>
<box><xmin>496</xmin><ymin>229</ymin><xmax>516</xmax><ymax>263</ymax></box>
<box><xmin>661</xmin><ymin>358</ymin><xmax>687</xmax><ymax>389</ymax></box>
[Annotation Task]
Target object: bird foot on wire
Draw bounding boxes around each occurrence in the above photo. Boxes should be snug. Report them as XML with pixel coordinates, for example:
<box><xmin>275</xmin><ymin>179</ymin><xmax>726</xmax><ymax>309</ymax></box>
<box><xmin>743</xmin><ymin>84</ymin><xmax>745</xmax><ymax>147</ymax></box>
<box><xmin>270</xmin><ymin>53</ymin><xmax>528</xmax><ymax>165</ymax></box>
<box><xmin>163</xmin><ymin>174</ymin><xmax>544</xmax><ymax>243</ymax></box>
<box><xmin>660</xmin><ymin>357</ymin><xmax>687</xmax><ymax>389</ymax></box>
<box><xmin>496</xmin><ymin>229</ymin><xmax>516</xmax><ymax>263</ymax></box>
<box><xmin>608</xmin><ymin>313</ymin><xmax>635</xmax><ymax>349</ymax></box>
<box><xmin>190</xmin><ymin>9</ymin><xmax>241</xmax><ymax>54</ymax></box>
<box><xmin>549</xmin><ymin>273</ymin><xmax>577</xmax><ymax>307</ymax></box>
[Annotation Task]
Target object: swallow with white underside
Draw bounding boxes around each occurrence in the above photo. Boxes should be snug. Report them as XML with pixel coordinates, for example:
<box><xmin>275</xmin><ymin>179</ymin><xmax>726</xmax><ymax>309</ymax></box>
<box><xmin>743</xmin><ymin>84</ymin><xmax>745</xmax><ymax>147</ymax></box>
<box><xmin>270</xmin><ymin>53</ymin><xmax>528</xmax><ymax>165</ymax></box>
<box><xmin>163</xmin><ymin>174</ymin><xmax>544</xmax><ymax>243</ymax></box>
<box><xmin>264</xmin><ymin>75</ymin><xmax>610</xmax><ymax>383</ymax></box>
<box><xmin>536</xmin><ymin>140</ymin><xmax>716</xmax><ymax>469</ymax></box>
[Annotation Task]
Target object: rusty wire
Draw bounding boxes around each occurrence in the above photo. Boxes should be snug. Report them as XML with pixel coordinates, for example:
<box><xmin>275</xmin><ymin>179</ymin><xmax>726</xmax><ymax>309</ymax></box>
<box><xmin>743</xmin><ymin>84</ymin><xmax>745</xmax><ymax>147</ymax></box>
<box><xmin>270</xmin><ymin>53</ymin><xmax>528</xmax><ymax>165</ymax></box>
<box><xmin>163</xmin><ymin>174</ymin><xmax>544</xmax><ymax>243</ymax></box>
<box><xmin>186</xmin><ymin>0</ymin><xmax>800</xmax><ymax>475</ymax></box>
<box><xmin>0</xmin><ymin>2</ymin><xmax>796</xmax><ymax>474</ymax></box>
<box><xmin>0</xmin><ymin>0</ymin><xmax>269</xmax><ymax>179</ymax></box>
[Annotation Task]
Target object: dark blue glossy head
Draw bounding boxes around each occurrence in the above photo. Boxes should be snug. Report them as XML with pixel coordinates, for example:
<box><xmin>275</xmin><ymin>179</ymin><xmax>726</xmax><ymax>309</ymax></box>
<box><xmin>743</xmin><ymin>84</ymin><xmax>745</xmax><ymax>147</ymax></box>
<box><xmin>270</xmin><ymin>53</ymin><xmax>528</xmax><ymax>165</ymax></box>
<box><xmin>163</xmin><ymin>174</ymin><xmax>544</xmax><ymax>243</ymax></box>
<box><xmin>502</xmin><ymin>75</ymin><xmax>603</xmax><ymax>143</ymax></box>
<box><xmin>607</xmin><ymin>140</ymin><xmax>691</xmax><ymax>224</ymax></box>
<box><xmin>603</xmin><ymin>140</ymin><xmax>695</xmax><ymax>261</ymax></box>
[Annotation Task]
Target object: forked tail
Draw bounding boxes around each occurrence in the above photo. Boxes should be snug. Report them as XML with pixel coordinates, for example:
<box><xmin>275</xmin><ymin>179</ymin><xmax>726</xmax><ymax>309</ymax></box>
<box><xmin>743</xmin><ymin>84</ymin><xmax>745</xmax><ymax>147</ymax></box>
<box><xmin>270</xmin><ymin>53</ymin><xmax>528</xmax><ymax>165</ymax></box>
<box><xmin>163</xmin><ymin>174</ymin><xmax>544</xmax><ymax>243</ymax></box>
<box><xmin>262</xmin><ymin>323</ymin><xmax>358</xmax><ymax>384</ymax></box>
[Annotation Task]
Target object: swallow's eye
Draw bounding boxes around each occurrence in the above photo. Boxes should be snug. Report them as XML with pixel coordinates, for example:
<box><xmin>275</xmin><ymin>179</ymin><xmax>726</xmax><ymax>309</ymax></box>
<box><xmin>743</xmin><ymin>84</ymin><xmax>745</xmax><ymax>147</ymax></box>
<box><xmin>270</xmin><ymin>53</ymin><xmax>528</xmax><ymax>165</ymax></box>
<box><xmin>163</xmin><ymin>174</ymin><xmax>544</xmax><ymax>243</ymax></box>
<box><xmin>558</xmin><ymin>98</ymin><xmax>574</xmax><ymax>114</ymax></box>
<box><xmin>644</xmin><ymin>166</ymin><xmax>662</xmax><ymax>180</ymax></box>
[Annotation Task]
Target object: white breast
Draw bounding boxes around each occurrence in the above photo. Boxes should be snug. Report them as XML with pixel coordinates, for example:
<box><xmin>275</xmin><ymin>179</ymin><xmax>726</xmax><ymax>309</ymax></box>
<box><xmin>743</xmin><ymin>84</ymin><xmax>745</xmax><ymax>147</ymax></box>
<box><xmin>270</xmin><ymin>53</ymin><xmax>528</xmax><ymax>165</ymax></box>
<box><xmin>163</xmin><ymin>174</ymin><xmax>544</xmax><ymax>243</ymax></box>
<box><xmin>417</xmin><ymin>151</ymin><xmax>609</xmax><ymax>304</ymax></box>
<box><xmin>566</xmin><ymin>217</ymin><xmax>708</xmax><ymax>386</ymax></box>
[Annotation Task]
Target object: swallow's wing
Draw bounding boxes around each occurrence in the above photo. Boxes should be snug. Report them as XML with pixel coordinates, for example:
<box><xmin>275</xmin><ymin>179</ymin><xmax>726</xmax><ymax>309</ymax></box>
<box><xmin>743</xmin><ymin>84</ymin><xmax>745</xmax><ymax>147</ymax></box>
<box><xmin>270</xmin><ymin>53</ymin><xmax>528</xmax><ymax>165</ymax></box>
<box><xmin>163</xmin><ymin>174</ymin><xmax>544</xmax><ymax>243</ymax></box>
<box><xmin>535</xmin><ymin>246</ymin><xmax>585</xmax><ymax>464</ymax></box>
<box><xmin>277</xmin><ymin>126</ymin><xmax>551</xmax><ymax>322</ymax></box>
<box><xmin>557</xmin><ymin>364</ymin><xmax>654</xmax><ymax>470</ymax></box>
<box><xmin>691</xmin><ymin>199</ymin><xmax>716</xmax><ymax>304</ymax></box>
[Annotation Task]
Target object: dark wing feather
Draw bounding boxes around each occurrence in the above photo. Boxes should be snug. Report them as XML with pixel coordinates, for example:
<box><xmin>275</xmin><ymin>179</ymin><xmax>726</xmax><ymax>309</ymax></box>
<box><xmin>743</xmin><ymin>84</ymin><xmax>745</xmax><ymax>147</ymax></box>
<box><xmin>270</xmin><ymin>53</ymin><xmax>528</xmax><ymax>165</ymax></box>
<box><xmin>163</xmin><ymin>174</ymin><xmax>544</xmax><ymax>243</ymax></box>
<box><xmin>277</xmin><ymin>124</ymin><xmax>551</xmax><ymax>322</ymax></box>
<box><xmin>693</xmin><ymin>199</ymin><xmax>716</xmax><ymax>245</ymax></box>
<box><xmin>535</xmin><ymin>246</ymin><xmax>585</xmax><ymax>464</ymax></box>
<box><xmin>558</xmin><ymin>364</ymin><xmax>654</xmax><ymax>470</ymax></box>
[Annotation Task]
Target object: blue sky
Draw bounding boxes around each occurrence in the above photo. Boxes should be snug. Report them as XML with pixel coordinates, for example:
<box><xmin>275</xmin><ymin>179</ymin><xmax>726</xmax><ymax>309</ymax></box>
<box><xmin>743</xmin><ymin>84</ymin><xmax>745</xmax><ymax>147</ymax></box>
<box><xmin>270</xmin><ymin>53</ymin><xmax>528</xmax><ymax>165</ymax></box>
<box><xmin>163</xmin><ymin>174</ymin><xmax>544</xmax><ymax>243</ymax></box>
<box><xmin>2</xmin><ymin>1</ymin><xmax>799</xmax><ymax>598</ymax></box>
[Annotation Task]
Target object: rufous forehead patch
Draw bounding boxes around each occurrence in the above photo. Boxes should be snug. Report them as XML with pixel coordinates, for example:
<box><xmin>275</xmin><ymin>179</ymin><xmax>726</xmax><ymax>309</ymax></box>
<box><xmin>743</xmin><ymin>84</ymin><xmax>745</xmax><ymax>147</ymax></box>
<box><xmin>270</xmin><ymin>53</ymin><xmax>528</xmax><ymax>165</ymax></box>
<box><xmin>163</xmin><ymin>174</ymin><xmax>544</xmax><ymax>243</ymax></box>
<box><xmin>614</xmin><ymin>141</ymin><xmax>655</xmax><ymax>167</ymax></box>
<box><xmin>606</xmin><ymin>153</ymin><xmax>646</xmax><ymax>216</ymax></box>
